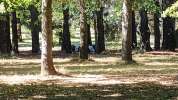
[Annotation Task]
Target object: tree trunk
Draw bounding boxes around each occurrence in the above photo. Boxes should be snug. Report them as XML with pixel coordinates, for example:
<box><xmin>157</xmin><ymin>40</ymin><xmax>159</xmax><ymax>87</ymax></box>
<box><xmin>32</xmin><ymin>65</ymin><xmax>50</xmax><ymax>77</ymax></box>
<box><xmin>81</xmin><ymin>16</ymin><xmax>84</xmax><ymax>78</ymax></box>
<box><xmin>30</xmin><ymin>5</ymin><xmax>40</xmax><ymax>53</ymax></box>
<box><xmin>95</xmin><ymin>7</ymin><xmax>105</xmax><ymax>54</ymax></box>
<box><xmin>139</xmin><ymin>9</ymin><xmax>152</xmax><ymax>52</ymax></box>
<box><xmin>6</xmin><ymin>13</ymin><xmax>11</xmax><ymax>54</ymax></box>
<box><xmin>17</xmin><ymin>18</ymin><xmax>22</xmax><ymax>42</ymax></box>
<box><xmin>94</xmin><ymin>17</ymin><xmax>97</xmax><ymax>47</ymax></box>
<box><xmin>87</xmin><ymin>22</ymin><xmax>92</xmax><ymax>45</ymax></box>
<box><xmin>154</xmin><ymin>10</ymin><xmax>161</xmax><ymax>50</ymax></box>
<box><xmin>11</xmin><ymin>11</ymin><xmax>19</xmax><ymax>54</ymax></box>
<box><xmin>41</xmin><ymin>0</ymin><xmax>58</xmax><ymax>75</ymax></box>
<box><xmin>162</xmin><ymin>17</ymin><xmax>175</xmax><ymax>51</ymax></box>
<box><xmin>0</xmin><ymin>14</ymin><xmax>11</xmax><ymax>55</ymax></box>
<box><xmin>132</xmin><ymin>11</ymin><xmax>137</xmax><ymax>49</ymax></box>
<box><xmin>79</xmin><ymin>0</ymin><xmax>88</xmax><ymax>59</ymax></box>
<box><xmin>161</xmin><ymin>0</ymin><xmax>176</xmax><ymax>51</ymax></box>
<box><xmin>122</xmin><ymin>0</ymin><xmax>132</xmax><ymax>62</ymax></box>
<box><xmin>62</xmin><ymin>4</ymin><xmax>72</xmax><ymax>53</ymax></box>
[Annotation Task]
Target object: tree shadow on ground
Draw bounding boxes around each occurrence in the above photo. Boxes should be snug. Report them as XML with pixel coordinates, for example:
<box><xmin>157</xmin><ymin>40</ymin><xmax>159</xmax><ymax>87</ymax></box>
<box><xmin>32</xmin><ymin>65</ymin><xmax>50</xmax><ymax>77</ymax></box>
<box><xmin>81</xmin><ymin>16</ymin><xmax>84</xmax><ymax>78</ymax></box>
<box><xmin>0</xmin><ymin>82</ymin><xmax>178</xmax><ymax>100</ymax></box>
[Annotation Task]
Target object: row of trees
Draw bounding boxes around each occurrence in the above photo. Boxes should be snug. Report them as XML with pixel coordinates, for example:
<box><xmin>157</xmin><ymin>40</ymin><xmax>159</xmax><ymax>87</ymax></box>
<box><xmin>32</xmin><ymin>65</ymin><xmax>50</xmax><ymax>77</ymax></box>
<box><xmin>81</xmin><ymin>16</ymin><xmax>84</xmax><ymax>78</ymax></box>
<box><xmin>42</xmin><ymin>0</ymin><xmax>178</xmax><ymax>75</ymax></box>
<box><xmin>0</xmin><ymin>0</ymin><xmax>40</xmax><ymax>55</ymax></box>
<box><xmin>0</xmin><ymin>0</ymin><xmax>177</xmax><ymax>75</ymax></box>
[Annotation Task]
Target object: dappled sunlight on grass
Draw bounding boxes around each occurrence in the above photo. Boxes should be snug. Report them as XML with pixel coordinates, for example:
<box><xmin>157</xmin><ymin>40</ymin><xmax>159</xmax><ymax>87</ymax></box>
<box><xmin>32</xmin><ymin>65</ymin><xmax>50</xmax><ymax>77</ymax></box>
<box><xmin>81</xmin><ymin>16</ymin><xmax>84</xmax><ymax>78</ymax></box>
<box><xmin>0</xmin><ymin>51</ymin><xmax>178</xmax><ymax>77</ymax></box>
<box><xmin>92</xmin><ymin>57</ymin><xmax>120</xmax><ymax>63</ymax></box>
<box><xmin>0</xmin><ymin>42</ymin><xmax>178</xmax><ymax>100</ymax></box>
<box><xmin>1</xmin><ymin>82</ymin><xmax>178</xmax><ymax>99</ymax></box>
<box><xmin>0</xmin><ymin>50</ymin><xmax>178</xmax><ymax>99</ymax></box>
<box><xmin>0</xmin><ymin>74</ymin><xmax>176</xmax><ymax>87</ymax></box>
<box><xmin>144</xmin><ymin>62</ymin><xmax>178</xmax><ymax>66</ymax></box>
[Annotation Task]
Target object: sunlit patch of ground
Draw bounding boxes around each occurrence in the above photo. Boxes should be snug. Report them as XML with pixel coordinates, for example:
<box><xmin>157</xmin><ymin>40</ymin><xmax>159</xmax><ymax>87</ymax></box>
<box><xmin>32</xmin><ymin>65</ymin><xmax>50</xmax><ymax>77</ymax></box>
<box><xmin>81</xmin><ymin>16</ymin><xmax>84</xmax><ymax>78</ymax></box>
<box><xmin>2</xmin><ymin>41</ymin><xmax>178</xmax><ymax>99</ymax></box>
<box><xmin>0</xmin><ymin>74</ymin><xmax>176</xmax><ymax>86</ymax></box>
<box><xmin>1</xmin><ymin>50</ymin><xmax>178</xmax><ymax>77</ymax></box>
<box><xmin>1</xmin><ymin>34</ymin><xmax>178</xmax><ymax>99</ymax></box>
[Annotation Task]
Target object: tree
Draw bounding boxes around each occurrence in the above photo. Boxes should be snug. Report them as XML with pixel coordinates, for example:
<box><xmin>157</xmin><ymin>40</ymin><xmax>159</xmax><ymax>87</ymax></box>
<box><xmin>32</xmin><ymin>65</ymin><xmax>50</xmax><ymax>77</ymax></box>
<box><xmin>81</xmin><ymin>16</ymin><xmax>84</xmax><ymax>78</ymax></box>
<box><xmin>121</xmin><ymin>0</ymin><xmax>132</xmax><ymax>62</ymax></box>
<box><xmin>0</xmin><ymin>13</ymin><xmax>11</xmax><ymax>55</ymax></box>
<box><xmin>87</xmin><ymin>21</ymin><xmax>92</xmax><ymax>45</ymax></box>
<box><xmin>41</xmin><ymin>0</ymin><xmax>58</xmax><ymax>75</ymax></box>
<box><xmin>132</xmin><ymin>11</ymin><xmax>137</xmax><ymax>49</ymax></box>
<box><xmin>161</xmin><ymin>0</ymin><xmax>176</xmax><ymax>51</ymax></box>
<box><xmin>154</xmin><ymin>1</ymin><xmax>161</xmax><ymax>50</ymax></box>
<box><xmin>1</xmin><ymin>0</ymin><xmax>38</xmax><ymax>55</ymax></box>
<box><xmin>11</xmin><ymin>11</ymin><xmax>19</xmax><ymax>54</ymax></box>
<box><xmin>17</xmin><ymin>18</ymin><xmax>22</xmax><ymax>42</ymax></box>
<box><xmin>139</xmin><ymin>9</ymin><xmax>152</xmax><ymax>51</ymax></box>
<box><xmin>162</xmin><ymin>17</ymin><xmax>175</xmax><ymax>51</ymax></box>
<box><xmin>30</xmin><ymin>5</ymin><xmax>40</xmax><ymax>53</ymax></box>
<box><xmin>79</xmin><ymin>0</ymin><xmax>88</xmax><ymax>59</ymax></box>
<box><xmin>95</xmin><ymin>0</ymin><xmax>105</xmax><ymax>54</ymax></box>
<box><xmin>61</xmin><ymin>4</ymin><xmax>72</xmax><ymax>53</ymax></box>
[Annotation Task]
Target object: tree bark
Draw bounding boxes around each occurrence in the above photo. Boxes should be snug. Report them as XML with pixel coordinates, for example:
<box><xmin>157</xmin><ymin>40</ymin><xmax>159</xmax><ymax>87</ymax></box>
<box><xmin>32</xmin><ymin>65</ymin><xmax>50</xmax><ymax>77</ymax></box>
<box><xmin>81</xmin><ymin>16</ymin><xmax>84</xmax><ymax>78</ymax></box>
<box><xmin>161</xmin><ymin>0</ymin><xmax>176</xmax><ymax>51</ymax></box>
<box><xmin>132</xmin><ymin>11</ymin><xmax>137</xmax><ymax>49</ymax></box>
<box><xmin>6</xmin><ymin>13</ymin><xmax>11</xmax><ymax>54</ymax></box>
<box><xmin>79</xmin><ymin>0</ymin><xmax>88</xmax><ymax>59</ymax></box>
<box><xmin>154</xmin><ymin>12</ymin><xmax>161</xmax><ymax>50</ymax></box>
<box><xmin>94</xmin><ymin>17</ymin><xmax>97</xmax><ymax>46</ymax></box>
<box><xmin>17</xmin><ymin>18</ymin><xmax>22</xmax><ymax>42</ymax></box>
<box><xmin>41</xmin><ymin>0</ymin><xmax>58</xmax><ymax>75</ymax></box>
<box><xmin>87</xmin><ymin>22</ymin><xmax>92</xmax><ymax>45</ymax></box>
<box><xmin>30</xmin><ymin>5</ymin><xmax>40</xmax><ymax>53</ymax></box>
<box><xmin>62</xmin><ymin>4</ymin><xmax>72</xmax><ymax>53</ymax></box>
<box><xmin>139</xmin><ymin>9</ymin><xmax>152</xmax><ymax>52</ymax></box>
<box><xmin>0</xmin><ymin>14</ymin><xmax>11</xmax><ymax>55</ymax></box>
<box><xmin>11</xmin><ymin>11</ymin><xmax>19</xmax><ymax>54</ymax></box>
<box><xmin>122</xmin><ymin>0</ymin><xmax>132</xmax><ymax>62</ymax></box>
<box><xmin>95</xmin><ymin>7</ymin><xmax>105</xmax><ymax>54</ymax></box>
<box><xmin>162</xmin><ymin>17</ymin><xmax>175</xmax><ymax>51</ymax></box>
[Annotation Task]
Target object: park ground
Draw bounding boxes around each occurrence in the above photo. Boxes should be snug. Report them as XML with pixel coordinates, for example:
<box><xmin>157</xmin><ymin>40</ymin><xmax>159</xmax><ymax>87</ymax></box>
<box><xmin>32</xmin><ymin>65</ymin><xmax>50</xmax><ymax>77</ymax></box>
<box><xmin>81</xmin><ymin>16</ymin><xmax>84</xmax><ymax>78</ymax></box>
<box><xmin>1</xmin><ymin>32</ymin><xmax>178</xmax><ymax>99</ymax></box>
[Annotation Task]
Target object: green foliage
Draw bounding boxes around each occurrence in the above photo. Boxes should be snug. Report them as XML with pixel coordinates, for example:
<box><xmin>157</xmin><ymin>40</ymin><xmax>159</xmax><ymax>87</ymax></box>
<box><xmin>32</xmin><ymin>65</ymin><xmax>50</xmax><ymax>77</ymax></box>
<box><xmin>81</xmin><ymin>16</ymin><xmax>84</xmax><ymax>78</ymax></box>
<box><xmin>133</xmin><ymin>0</ymin><xmax>160</xmax><ymax>12</ymax></box>
<box><xmin>163</xmin><ymin>1</ymin><xmax>178</xmax><ymax>17</ymax></box>
<box><xmin>52</xmin><ymin>1</ymin><xmax>63</xmax><ymax>45</ymax></box>
<box><xmin>104</xmin><ymin>1</ymin><xmax>122</xmax><ymax>41</ymax></box>
<box><xmin>0</xmin><ymin>0</ymin><xmax>40</xmax><ymax>11</ymax></box>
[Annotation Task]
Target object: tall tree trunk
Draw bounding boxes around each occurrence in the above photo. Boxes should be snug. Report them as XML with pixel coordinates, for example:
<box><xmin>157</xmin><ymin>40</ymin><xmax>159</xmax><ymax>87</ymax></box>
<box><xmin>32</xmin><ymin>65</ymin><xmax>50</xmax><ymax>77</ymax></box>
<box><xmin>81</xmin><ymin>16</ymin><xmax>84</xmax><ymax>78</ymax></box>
<box><xmin>30</xmin><ymin>5</ymin><xmax>40</xmax><ymax>53</ymax></box>
<box><xmin>94</xmin><ymin>17</ymin><xmax>97</xmax><ymax>47</ymax></box>
<box><xmin>139</xmin><ymin>9</ymin><xmax>152</xmax><ymax>52</ymax></box>
<box><xmin>95</xmin><ymin>4</ymin><xmax>105</xmax><ymax>54</ymax></box>
<box><xmin>122</xmin><ymin>0</ymin><xmax>132</xmax><ymax>62</ymax></box>
<box><xmin>41</xmin><ymin>0</ymin><xmax>58</xmax><ymax>75</ymax></box>
<box><xmin>79</xmin><ymin>0</ymin><xmax>88</xmax><ymax>59</ymax></box>
<box><xmin>11</xmin><ymin>11</ymin><xmax>19</xmax><ymax>54</ymax></box>
<box><xmin>162</xmin><ymin>17</ymin><xmax>175</xmax><ymax>51</ymax></box>
<box><xmin>62</xmin><ymin>4</ymin><xmax>72</xmax><ymax>53</ymax></box>
<box><xmin>154</xmin><ymin>13</ymin><xmax>161</xmax><ymax>50</ymax></box>
<box><xmin>87</xmin><ymin>22</ymin><xmax>92</xmax><ymax>45</ymax></box>
<box><xmin>161</xmin><ymin>0</ymin><xmax>176</xmax><ymax>51</ymax></box>
<box><xmin>17</xmin><ymin>18</ymin><xmax>22</xmax><ymax>42</ymax></box>
<box><xmin>132</xmin><ymin>11</ymin><xmax>137</xmax><ymax>49</ymax></box>
<box><xmin>0</xmin><ymin>14</ymin><xmax>11</xmax><ymax>55</ymax></box>
<box><xmin>154</xmin><ymin>7</ymin><xmax>161</xmax><ymax>50</ymax></box>
<box><xmin>6</xmin><ymin>13</ymin><xmax>11</xmax><ymax>54</ymax></box>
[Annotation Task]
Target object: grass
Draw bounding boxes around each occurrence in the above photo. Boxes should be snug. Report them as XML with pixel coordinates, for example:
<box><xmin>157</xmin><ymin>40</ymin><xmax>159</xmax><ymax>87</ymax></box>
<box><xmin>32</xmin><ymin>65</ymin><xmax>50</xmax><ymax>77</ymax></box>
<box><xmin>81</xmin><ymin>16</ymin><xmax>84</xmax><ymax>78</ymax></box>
<box><xmin>0</xmin><ymin>82</ymin><xmax>178</xmax><ymax>100</ymax></box>
<box><xmin>1</xmin><ymin>51</ymin><xmax>178</xmax><ymax>99</ymax></box>
<box><xmin>1</xmin><ymin>53</ymin><xmax>178</xmax><ymax>76</ymax></box>
<box><xmin>1</xmin><ymin>32</ymin><xmax>178</xmax><ymax>99</ymax></box>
